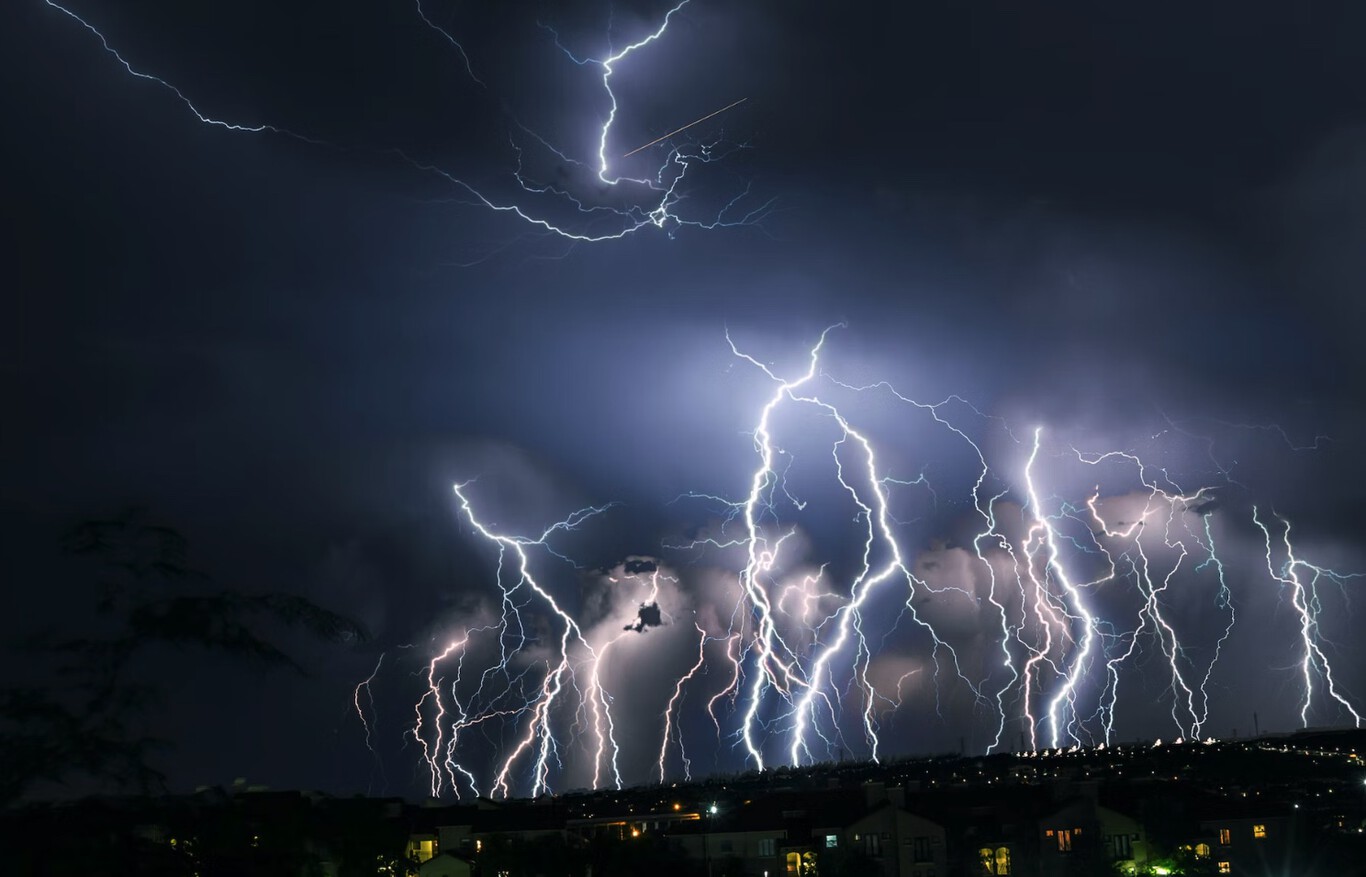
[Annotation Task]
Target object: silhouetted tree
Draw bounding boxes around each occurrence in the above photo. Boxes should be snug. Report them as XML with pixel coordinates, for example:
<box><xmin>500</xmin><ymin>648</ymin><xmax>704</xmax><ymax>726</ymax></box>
<box><xmin>1</xmin><ymin>509</ymin><xmax>366</xmax><ymax>806</ymax></box>
<box><xmin>320</xmin><ymin>800</ymin><xmax>412</xmax><ymax>877</ymax></box>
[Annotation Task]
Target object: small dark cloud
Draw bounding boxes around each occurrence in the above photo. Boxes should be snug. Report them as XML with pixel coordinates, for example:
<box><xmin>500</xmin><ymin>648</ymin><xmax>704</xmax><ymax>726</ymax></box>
<box><xmin>1188</xmin><ymin>497</ymin><xmax>1221</xmax><ymax>516</ymax></box>
<box><xmin>623</xmin><ymin>602</ymin><xmax>663</xmax><ymax>634</ymax></box>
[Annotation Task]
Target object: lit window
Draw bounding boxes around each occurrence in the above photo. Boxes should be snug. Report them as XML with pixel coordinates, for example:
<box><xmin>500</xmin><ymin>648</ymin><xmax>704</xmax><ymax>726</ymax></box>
<box><xmin>1218</xmin><ymin>828</ymin><xmax>1231</xmax><ymax>846</ymax></box>
<box><xmin>977</xmin><ymin>846</ymin><xmax>1011</xmax><ymax>876</ymax></box>
<box><xmin>1057</xmin><ymin>830</ymin><xmax>1073</xmax><ymax>853</ymax></box>
<box><xmin>825</xmin><ymin>834</ymin><xmax>838</xmax><ymax>848</ymax></box>
<box><xmin>1195</xmin><ymin>843</ymin><xmax>1210</xmax><ymax>858</ymax></box>
<box><xmin>1253</xmin><ymin>824</ymin><xmax>1266</xmax><ymax>839</ymax></box>
<box><xmin>412</xmin><ymin>839</ymin><xmax>435</xmax><ymax>862</ymax></box>
<box><xmin>1218</xmin><ymin>863</ymin><xmax>1231</xmax><ymax>874</ymax></box>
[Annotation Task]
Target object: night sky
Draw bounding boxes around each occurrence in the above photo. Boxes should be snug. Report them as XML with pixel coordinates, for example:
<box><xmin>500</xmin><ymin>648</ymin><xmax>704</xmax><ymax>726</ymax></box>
<box><xmin>6</xmin><ymin>0</ymin><xmax>1366</xmax><ymax>800</ymax></box>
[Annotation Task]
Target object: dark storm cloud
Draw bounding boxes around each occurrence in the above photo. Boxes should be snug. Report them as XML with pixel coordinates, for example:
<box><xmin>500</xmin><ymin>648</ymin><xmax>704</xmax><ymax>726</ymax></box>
<box><xmin>6</xmin><ymin>0</ymin><xmax>1366</xmax><ymax>795</ymax></box>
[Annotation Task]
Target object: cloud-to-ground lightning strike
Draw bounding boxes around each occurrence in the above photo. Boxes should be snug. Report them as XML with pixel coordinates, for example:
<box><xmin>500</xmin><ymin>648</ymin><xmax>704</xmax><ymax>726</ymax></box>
<box><xmin>40</xmin><ymin>0</ymin><xmax>771</xmax><ymax>251</ymax></box>
<box><xmin>354</xmin><ymin>653</ymin><xmax>385</xmax><ymax>755</ymax></box>
<box><xmin>359</xmin><ymin>329</ymin><xmax>1362</xmax><ymax>798</ymax></box>
<box><xmin>353</xmin><ymin>653</ymin><xmax>390</xmax><ymax>794</ymax></box>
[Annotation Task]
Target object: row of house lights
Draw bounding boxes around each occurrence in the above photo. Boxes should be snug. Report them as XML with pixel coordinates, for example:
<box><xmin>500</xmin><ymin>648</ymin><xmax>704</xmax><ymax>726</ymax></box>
<box><xmin>403</xmin><ymin>753</ymin><xmax>1364</xmax><ymax>867</ymax></box>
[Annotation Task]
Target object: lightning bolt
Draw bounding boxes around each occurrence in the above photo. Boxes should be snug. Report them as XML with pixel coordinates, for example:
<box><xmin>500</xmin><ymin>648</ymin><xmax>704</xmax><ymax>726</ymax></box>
<box><xmin>354</xmin><ymin>652</ymin><xmax>385</xmax><ymax>755</ymax></box>
<box><xmin>353</xmin><ymin>652</ymin><xmax>388</xmax><ymax>794</ymax></box>
<box><xmin>450</xmin><ymin>484</ymin><xmax>618</xmax><ymax>798</ymax></box>
<box><xmin>412</xmin><ymin>636</ymin><xmax>469</xmax><ymax>797</ymax></box>
<box><xmin>384</xmin><ymin>330</ymin><xmax>1360</xmax><ymax>793</ymax></box>
<box><xmin>412</xmin><ymin>0</ymin><xmax>483</xmax><ymax>85</ymax></box>
<box><xmin>40</xmin><ymin>0</ymin><xmax>771</xmax><ymax>253</ymax></box>
<box><xmin>658</xmin><ymin>624</ymin><xmax>709</xmax><ymax>782</ymax></box>
<box><xmin>1255</xmin><ymin>508</ymin><xmax>1363</xmax><ymax>728</ymax></box>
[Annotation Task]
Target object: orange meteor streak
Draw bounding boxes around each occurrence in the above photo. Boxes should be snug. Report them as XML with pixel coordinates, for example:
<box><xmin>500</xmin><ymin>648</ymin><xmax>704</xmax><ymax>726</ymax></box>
<box><xmin>621</xmin><ymin>96</ymin><xmax>748</xmax><ymax>158</ymax></box>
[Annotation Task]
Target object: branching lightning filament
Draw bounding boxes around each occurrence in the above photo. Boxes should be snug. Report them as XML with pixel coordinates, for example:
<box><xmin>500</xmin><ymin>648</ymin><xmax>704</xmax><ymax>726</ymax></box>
<box><xmin>365</xmin><ymin>329</ymin><xmax>1365</xmax><ymax>796</ymax></box>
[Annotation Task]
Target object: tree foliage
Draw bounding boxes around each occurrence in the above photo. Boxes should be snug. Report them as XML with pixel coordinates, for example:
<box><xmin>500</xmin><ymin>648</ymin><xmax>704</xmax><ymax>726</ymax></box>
<box><xmin>1</xmin><ymin>510</ymin><xmax>366</xmax><ymax>805</ymax></box>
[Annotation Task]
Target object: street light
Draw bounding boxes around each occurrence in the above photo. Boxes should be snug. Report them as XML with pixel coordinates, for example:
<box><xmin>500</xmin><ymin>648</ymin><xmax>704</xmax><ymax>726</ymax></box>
<box><xmin>704</xmin><ymin>802</ymin><xmax>719</xmax><ymax>877</ymax></box>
